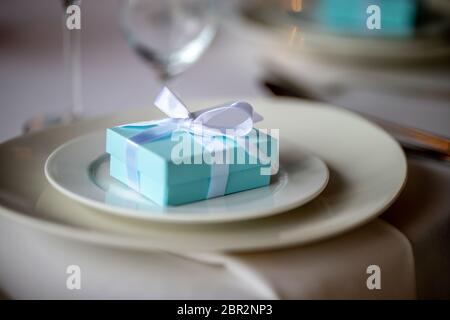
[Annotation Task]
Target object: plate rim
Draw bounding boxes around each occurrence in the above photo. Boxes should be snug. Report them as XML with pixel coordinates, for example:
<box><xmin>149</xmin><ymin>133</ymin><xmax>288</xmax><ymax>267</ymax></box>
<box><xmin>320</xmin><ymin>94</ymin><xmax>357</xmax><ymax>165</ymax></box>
<box><xmin>44</xmin><ymin>131</ymin><xmax>330</xmax><ymax>224</ymax></box>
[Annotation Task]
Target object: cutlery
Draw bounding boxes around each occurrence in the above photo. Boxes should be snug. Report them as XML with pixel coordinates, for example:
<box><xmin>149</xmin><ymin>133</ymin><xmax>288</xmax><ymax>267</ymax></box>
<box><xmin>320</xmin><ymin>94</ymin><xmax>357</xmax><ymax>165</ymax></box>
<box><xmin>262</xmin><ymin>74</ymin><xmax>450</xmax><ymax>163</ymax></box>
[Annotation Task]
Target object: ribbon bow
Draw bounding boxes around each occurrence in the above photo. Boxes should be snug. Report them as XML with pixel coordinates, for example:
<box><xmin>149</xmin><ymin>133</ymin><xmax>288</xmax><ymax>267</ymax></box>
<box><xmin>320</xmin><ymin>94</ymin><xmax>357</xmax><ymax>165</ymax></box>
<box><xmin>123</xmin><ymin>87</ymin><xmax>263</xmax><ymax>143</ymax></box>
<box><xmin>122</xmin><ymin>87</ymin><xmax>264</xmax><ymax>199</ymax></box>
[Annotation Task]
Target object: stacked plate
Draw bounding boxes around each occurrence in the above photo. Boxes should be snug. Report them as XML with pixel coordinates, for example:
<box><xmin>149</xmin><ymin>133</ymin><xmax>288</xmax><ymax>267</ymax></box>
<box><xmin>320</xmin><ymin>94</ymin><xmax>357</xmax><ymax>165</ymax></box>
<box><xmin>231</xmin><ymin>0</ymin><xmax>450</xmax><ymax>64</ymax></box>
<box><xmin>0</xmin><ymin>97</ymin><xmax>406</xmax><ymax>297</ymax></box>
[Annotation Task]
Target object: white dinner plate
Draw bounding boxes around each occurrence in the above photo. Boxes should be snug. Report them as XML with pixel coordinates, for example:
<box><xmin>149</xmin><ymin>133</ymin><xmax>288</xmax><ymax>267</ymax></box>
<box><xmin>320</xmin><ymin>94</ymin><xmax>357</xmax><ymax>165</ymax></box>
<box><xmin>0</xmin><ymin>97</ymin><xmax>407</xmax><ymax>252</ymax></box>
<box><xmin>44</xmin><ymin>131</ymin><xmax>329</xmax><ymax>223</ymax></box>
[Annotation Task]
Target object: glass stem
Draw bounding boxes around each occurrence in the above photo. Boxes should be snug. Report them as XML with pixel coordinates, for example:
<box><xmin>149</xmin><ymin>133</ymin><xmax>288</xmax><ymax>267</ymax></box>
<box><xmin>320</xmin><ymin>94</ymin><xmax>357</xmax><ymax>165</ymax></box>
<box><xmin>62</xmin><ymin>7</ymin><xmax>83</xmax><ymax>118</ymax></box>
<box><xmin>159</xmin><ymin>73</ymin><xmax>172</xmax><ymax>86</ymax></box>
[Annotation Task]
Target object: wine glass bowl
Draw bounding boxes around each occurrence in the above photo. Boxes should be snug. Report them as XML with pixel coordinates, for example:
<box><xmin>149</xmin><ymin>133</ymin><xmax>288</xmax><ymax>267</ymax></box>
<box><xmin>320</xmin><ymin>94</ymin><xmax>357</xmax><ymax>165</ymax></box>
<box><xmin>121</xmin><ymin>0</ymin><xmax>217</xmax><ymax>81</ymax></box>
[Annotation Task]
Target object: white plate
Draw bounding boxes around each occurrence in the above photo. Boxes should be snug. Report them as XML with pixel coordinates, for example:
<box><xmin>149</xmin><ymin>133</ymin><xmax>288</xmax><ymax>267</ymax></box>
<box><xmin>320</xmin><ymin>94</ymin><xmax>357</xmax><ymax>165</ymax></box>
<box><xmin>0</xmin><ymin>98</ymin><xmax>407</xmax><ymax>252</ymax></box>
<box><xmin>44</xmin><ymin>131</ymin><xmax>329</xmax><ymax>223</ymax></box>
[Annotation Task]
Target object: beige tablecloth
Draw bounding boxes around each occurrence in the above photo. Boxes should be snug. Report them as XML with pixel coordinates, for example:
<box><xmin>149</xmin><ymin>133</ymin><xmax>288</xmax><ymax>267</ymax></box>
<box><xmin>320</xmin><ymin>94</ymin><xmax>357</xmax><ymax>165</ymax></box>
<box><xmin>0</xmin><ymin>0</ymin><xmax>449</xmax><ymax>299</ymax></box>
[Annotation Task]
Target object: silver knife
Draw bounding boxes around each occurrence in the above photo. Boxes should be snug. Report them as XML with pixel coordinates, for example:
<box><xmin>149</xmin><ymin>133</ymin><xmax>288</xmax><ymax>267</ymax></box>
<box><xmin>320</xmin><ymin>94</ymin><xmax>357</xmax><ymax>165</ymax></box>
<box><xmin>262</xmin><ymin>75</ymin><xmax>450</xmax><ymax>163</ymax></box>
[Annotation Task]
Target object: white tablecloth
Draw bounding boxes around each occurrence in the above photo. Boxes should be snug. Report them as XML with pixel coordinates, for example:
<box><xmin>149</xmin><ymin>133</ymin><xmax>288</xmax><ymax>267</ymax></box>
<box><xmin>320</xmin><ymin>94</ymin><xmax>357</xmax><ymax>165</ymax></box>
<box><xmin>0</xmin><ymin>0</ymin><xmax>449</xmax><ymax>299</ymax></box>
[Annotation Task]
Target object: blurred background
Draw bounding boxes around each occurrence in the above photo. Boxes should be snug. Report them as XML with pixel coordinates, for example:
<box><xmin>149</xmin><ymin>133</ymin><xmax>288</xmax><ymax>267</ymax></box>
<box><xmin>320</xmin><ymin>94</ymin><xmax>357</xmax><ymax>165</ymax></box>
<box><xmin>0</xmin><ymin>0</ymin><xmax>449</xmax><ymax>141</ymax></box>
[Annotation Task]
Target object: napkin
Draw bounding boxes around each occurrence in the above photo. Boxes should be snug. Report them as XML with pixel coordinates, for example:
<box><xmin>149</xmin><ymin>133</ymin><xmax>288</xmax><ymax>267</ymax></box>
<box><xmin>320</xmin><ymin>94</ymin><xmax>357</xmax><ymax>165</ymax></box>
<box><xmin>181</xmin><ymin>219</ymin><xmax>416</xmax><ymax>299</ymax></box>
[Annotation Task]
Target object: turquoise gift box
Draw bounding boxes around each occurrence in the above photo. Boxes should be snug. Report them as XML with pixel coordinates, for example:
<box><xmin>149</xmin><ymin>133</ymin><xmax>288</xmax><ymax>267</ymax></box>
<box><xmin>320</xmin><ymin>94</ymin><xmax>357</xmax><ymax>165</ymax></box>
<box><xmin>106</xmin><ymin>125</ymin><xmax>277</xmax><ymax>206</ymax></box>
<box><xmin>311</xmin><ymin>0</ymin><xmax>418</xmax><ymax>37</ymax></box>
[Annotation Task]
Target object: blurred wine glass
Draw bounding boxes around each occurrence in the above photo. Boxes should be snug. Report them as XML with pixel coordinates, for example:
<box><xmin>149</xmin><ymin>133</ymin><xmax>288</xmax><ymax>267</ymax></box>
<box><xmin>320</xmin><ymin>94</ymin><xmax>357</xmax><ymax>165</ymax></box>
<box><xmin>23</xmin><ymin>0</ymin><xmax>83</xmax><ymax>133</ymax></box>
<box><xmin>121</xmin><ymin>0</ymin><xmax>217</xmax><ymax>83</ymax></box>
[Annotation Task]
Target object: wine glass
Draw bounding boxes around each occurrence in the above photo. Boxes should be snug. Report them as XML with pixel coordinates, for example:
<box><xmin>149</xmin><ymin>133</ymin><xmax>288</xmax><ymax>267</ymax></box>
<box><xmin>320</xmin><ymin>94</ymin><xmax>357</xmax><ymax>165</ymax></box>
<box><xmin>120</xmin><ymin>0</ymin><xmax>217</xmax><ymax>83</ymax></box>
<box><xmin>23</xmin><ymin>0</ymin><xmax>83</xmax><ymax>133</ymax></box>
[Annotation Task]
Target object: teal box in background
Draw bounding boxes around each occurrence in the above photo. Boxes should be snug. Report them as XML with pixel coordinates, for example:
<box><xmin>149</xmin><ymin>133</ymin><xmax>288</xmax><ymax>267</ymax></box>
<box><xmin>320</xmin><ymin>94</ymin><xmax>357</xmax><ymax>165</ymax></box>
<box><xmin>313</xmin><ymin>0</ymin><xmax>418</xmax><ymax>37</ymax></box>
<box><xmin>106</xmin><ymin>125</ymin><xmax>277</xmax><ymax>206</ymax></box>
